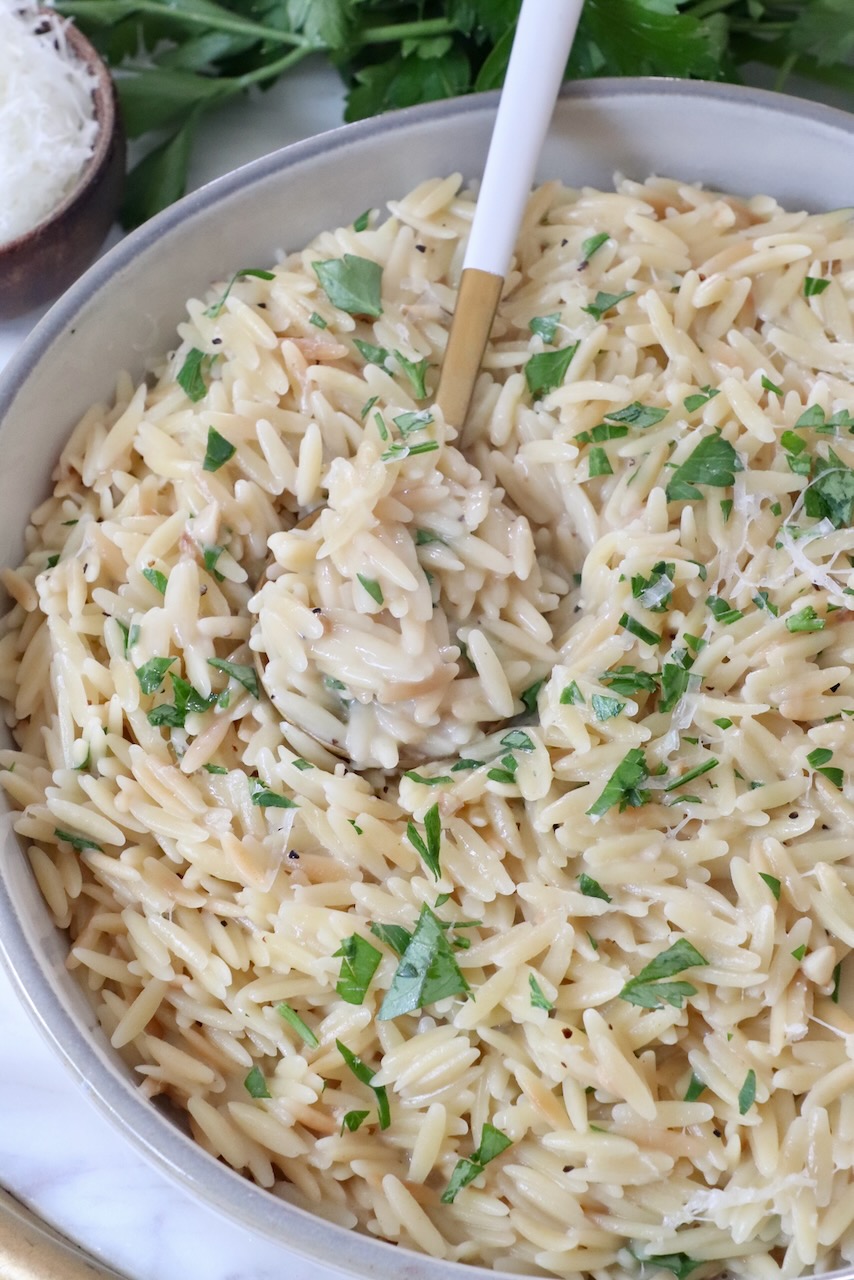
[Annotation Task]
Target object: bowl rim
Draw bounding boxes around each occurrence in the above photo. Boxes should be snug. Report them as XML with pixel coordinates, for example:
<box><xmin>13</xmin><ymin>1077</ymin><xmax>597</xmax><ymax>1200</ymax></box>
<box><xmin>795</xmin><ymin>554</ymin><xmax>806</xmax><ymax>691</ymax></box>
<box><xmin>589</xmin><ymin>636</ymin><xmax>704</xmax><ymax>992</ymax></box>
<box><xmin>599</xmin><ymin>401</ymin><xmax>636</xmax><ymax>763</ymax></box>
<box><xmin>5</xmin><ymin>75</ymin><xmax>854</xmax><ymax>1280</ymax></box>
<box><xmin>0</xmin><ymin>11</ymin><xmax>118</xmax><ymax>258</ymax></box>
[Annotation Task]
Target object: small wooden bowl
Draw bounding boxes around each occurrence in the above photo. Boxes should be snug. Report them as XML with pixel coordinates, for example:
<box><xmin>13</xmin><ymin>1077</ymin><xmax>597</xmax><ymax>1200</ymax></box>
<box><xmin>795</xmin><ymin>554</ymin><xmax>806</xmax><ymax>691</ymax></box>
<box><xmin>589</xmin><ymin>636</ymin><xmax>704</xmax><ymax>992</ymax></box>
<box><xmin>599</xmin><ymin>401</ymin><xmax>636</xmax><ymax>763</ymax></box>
<box><xmin>0</xmin><ymin>16</ymin><xmax>125</xmax><ymax>320</ymax></box>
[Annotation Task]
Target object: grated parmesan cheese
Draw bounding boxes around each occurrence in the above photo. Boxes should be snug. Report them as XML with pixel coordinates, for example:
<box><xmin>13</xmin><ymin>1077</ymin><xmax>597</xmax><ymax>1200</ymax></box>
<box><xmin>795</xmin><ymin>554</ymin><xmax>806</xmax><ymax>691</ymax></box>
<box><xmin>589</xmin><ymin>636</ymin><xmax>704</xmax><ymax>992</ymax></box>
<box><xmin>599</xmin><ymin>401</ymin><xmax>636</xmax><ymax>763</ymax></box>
<box><xmin>0</xmin><ymin>0</ymin><xmax>99</xmax><ymax>244</ymax></box>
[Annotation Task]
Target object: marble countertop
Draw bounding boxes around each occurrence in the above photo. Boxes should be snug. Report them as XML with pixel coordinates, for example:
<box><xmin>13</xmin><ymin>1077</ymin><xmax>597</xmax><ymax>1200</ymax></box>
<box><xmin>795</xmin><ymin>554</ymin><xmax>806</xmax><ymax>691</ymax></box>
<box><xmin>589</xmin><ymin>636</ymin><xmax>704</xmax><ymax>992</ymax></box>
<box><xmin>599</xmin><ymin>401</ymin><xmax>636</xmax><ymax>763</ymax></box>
<box><xmin>0</xmin><ymin>60</ymin><xmax>351</xmax><ymax>1280</ymax></box>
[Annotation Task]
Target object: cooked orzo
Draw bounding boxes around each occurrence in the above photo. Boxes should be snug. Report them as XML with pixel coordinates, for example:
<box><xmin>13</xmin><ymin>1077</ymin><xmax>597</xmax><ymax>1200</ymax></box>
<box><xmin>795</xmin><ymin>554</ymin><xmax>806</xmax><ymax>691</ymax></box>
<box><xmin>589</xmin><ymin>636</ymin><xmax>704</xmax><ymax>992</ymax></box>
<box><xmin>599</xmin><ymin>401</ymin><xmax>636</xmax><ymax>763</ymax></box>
<box><xmin>3</xmin><ymin>172</ymin><xmax>854</xmax><ymax>1278</ymax></box>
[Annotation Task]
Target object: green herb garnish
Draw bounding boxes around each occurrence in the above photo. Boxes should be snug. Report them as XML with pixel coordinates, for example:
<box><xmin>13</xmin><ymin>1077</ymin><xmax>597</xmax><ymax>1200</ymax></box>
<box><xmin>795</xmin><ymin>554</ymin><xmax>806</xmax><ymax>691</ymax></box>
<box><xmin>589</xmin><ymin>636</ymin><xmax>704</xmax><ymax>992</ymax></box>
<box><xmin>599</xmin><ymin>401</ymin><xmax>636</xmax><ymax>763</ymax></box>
<box><xmin>244</xmin><ymin>1065</ymin><xmax>271</xmax><ymax>1098</ymax></box>
<box><xmin>599</xmin><ymin>667</ymin><xmax>659</xmax><ymax>697</ymax></box>
<box><xmin>591</xmin><ymin>693</ymin><xmax>625</xmax><ymax>721</ymax></box>
<box><xmin>683</xmin><ymin>1073</ymin><xmax>706</xmax><ymax>1102</ymax></box>
<box><xmin>378</xmin><ymin>905</ymin><xmax>469</xmax><ymax>1021</ymax></box>
<box><xmin>588</xmin><ymin>446</ymin><xmax>613</xmax><ymax>477</ymax></box>
<box><xmin>738</xmin><ymin>1068</ymin><xmax>756</xmax><ymax>1114</ymax></box>
<box><xmin>579</xmin><ymin>873</ymin><xmax>611</xmax><ymax>902</ymax></box>
<box><xmin>440</xmin><ymin>1124</ymin><xmax>512</xmax><ymax>1204</ymax></box>
<box><xmin>142</xmin><ymin>566</ymin><xmax>167</xmax><ymax>595</ymax></box>
<box><xmin>369</xmin><ymin>922</ymin><xmax>412</xmax><ymax>956</ymax></box>
<box><xmin>356</xmin><ymin>573</ymin><xmax>384</xmax><ymax>605</ymax></box>
<box><xmin>665</xmin><ymin>433</ymin><xmax>742</xmax><ymax>502</ymax></box>
<box><xmin>393</xmin><ymin>351</ymin><xmax>429</xmax><ymax>399</ymax></box>
<box><xmin>529</xmin><ymin>312</ymin><xmax>560</xmax><ymax>342</ymax></box>
<box><xmin>604</xmin><ymin>402</ymin><xmax>667</xmax><ymax>429</ymax></box>
<box><xmin>524</xmin><ymin>344</ymin><xmax>578</xmax><ymax>398</ymax></box>
<box><xmin>579</xmin><ymin>232</ymin><xmax>609</xmax><ymax>263</ymax></box>
<box><xmin>135</xmin><ymin>656</ymin><xmax>176</xmax><ymax>695</ymax></box>
<box><xmin>205</xmin><ymin>267</ymin><xmax>275</xmax><ymax>318</ymax></box>
<box><xmin>529</xmin><ymin>975</ymin><xmax>553</xmax><ymax>1011</ymax></box>
<box><xmin>804</xmin><ymin>276</ymin><xmax>830</xmax><ymax>296</ymax></box>
<box><xmin>619</xmin><ymin>613</ymin><xmax>660</xmax><ymax>646</ymax></box>
<box><xmin>586</xmin><ymin>747</ymin><xmax>650</xmax><ymax>817</ymax></box>
<box><xmin>707</xmin><ymin>594</ymin><xmax>743</xmax><ymax>625</ymax></box>
<box><xmin>202</xmin><ymin>426</ymin><xmax>236</xmax><ymax>472</ymax></box>
<box><xmin>786</xmin><ymin>606</ymin><xmax>825</xmax><ymax>634</ymax></box>
<box><xmin>207</xmin><ymin>657</ymin><xmax>259</xmax><ymax>697</ymax></box>
<box><xmin>560</xmin><ymin>681</ymin><xmax>585</xmax><ymax>705</ymax></box>
<box><xmin>406</xmin><ymin>802</ymin><xmax>442</xmax><ymax>880</ymax></box>
<box><xmin>582</xmin><ymin>289</ymin><xmax>634</xmax><ymax>321</ymax></box>
<box><xmin>54</xmin><ymin>827</ymin><xmax>102</xmax><ymax>852</ymax></box>
<box><xmin>334</xmin><ymin>934</ymin><xmax>382</xmax><ymax>1005</ymax></box>
<box><xmin>336</xmin><ymin>1040</ymin><xmax>390</xmax><ymax>1129</ymax></box>
<box><xmin>631</xmin><ymin>561</ymin><xmax>674</xmax><ymax>612</ymax></box>
<box><xmin>249</xmin><ymin>778</ymin><xmax>298</xmax><ymax>809</ymax></box>
<box><xmin>276</xmin><ymin>1002</ymin><xmax>319</xmax><ymax>1048</ymax></box>
<box><xmin>619</xmin><ymin>938</ymin><xmax>708</xmax><ymax>1009</ymax></box>
<box><xmin>663</xmin><ymin>758</ymin><xmax>718</xmax><ymax>791</ymax></box>
<box><xmin>177</xmin><ymin>348</ymin><xmax>209</xmax><ymax>401</ymax></box>
<box><xmin>684</xmin><ymin>385</ymin><xmax>719</xmax><ymax>412</ymax></box>
<box><xmin>313</xmin><ymin>255</ymin><xmax>382</xmax><ymax>317</ymax></box>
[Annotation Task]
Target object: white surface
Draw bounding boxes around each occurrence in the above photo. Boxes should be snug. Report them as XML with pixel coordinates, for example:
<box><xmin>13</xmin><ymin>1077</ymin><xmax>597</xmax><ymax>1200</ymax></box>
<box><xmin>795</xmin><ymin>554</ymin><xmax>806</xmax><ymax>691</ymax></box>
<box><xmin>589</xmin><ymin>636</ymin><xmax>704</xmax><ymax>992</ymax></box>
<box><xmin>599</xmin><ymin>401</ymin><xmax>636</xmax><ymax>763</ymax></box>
<box><xmin>0</xmin><ymin>60</ymin><xmax>351</xmax><ymax>1280</ymax></box>
<box><xmin>463</xmin><ymin>0</ymin><xmax>582</xmax><ymax>276</ymax></box>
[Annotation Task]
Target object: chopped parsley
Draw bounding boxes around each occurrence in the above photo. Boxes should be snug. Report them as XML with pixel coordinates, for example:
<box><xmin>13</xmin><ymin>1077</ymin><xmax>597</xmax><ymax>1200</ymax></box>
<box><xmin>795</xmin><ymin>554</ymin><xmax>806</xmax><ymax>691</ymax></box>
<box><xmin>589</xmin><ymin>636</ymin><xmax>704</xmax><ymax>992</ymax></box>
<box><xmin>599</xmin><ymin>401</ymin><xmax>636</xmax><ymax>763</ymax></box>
<box><xmin>276</xmin><ymin>1002</ymin><xmax>319</xmax><ymax>1048</ymax></box>
<box><xmin>786</xmin><ymin>606</ymin><xmax>825</xmax><ymax>634</ymax></box>
<box><xmin>720</xmin><ymin>498</ymin><xmax>733</xmax><ymax>522</ymax></box>
<box><xmin>619</xmin><ymin>613</ymin><xmax>661</xmax><ymax>646</ymax></box>
<box><xmin>177</xmin><ymin>347</ymin><xmax>210</xmax><ymax>401</ymax></box>
<box><xmin>665</xmin><ymin>433</ymin><xmax>742</xmax><ymax>502</ymax></box>
<box><xmin>203</xmin><ymin>763</ymin><xmax>228</xmax><ymax>775</ymax></box>
<box><xmin>619</xmin><ymin>938</ymin><xmax>708</xmax><ymax>1010</ymax></box>
<box><xmin>707</xmin><ymin>594</ymin><xmax>743</xmax><ymax>625</ymax></box>
<box><xmin>636</xmin><ymin>1253</ymin><xmax>703</xmax><ymax>1280</ymax></box>
<box><xmin>292</xmin><ymin>758</ymin><xmax>313</xmax><ymax>771</ymax></box>
<box><xmin>575</xmin><ymin>422</ymin><xmax>629</xmax><ymax>445</ymax></box>
<box><xmin>663</xmin><ymin>758</ymin><xmax>718</xmax><ymax>791</ymax></box>
<box><xmin>599</xmin><ymin>667</ymin><xmax>659</xmax><ymax>697</ymax></box>
<box><xmin>529</xmin><ymin>312</ymin><xmax>560</xmax><ymax>343</ymax></box>
<box><xmin>406</xmin><ymin>802</ymin><xmax>442</xmax><ymax>879</ymax></box>
<box><xmin>341</xmin><ymin>1109</ymin><xmax>370</xmax><ymax>1133</ymax></box>
<box><xmin>659</xmin><ymin>649</ymin><xmax>695</xmax><ymax>713</ymax></box>
<box><xmin>588</xmin><ymin>446</ymin><xmax>613</xmax><ymax>478</ymax></box>
<box><xmin>393</xmin><ymin>409</ymin><xmax>433</xmax><ymax>435</ymax></box>
<box><xmin>142</xmin><ymin>566</ymin><xmax>167</xmax><ymax>595</ymax></box>
<box><xmin>631</xmin><ymin>561</ymin><xmax>674</xmax><ymax>612</ymax></box>
<box><xmin>203</xmin><ymin>545</ymin><xmax>225</xmax><ymax>581</ymax></box>
<box><xmin>313</xmin><ymin>254</ymin><xmax>382</xmax><ymax>317</ymax></box>
<box><xmin>54</xmin><ymin>827</ymin><xmax>102</xmax><ymax>852</ymax></box>
<box><xmin>147</xmin><ymin>674</ymin><xmax>216</xmax><ymax>728</ymax></box>
<box><xmin>440</xmin><ymin>1124</ymin><xmax>512</xmax><ymax>1203</ymax></box>
<box><xmin>520</xmin><ymin>678</ymin><xmax>545</xmax><ymax>715</ymax></box>
<box><xmin>356</xmin><ymin>573</ymin><xmax>384</xmax><ymax>606</ymax></box>
<box><xmin>393</xmin><ymin>350</ymin><xmax>429</xmax><ymax>399</ymax></box>
<box><xmin>414</xmin><ymin>528</ymin><xmax>445</xmax><ymax>547</ymax></box>
<box><xmin>604</xmin><ymin>402</ymin><xmax>667</xmax><ymax>430</ymax></box>
<box><xmin>529</xmin><ymin>975</ymin><xmax>554</xmax><ymax>1011</ymax></box>
<box><xmin>451</xmin><ymin>758</ymin><xmax>482</xmax><ymax>772</ymax></box>
<box><xmin>377</xmin><ymin>905</ymin><xmax>469</xmax><ymax>1021</ymax></box>
<box><xmin>500</xmin><ymin>729</ymin><xmax>534</xmax><ymax>751</ymax></box>
<box><xmin>684</xmin><ymin>385</ymin><xmax>719</xmax><ymax>412</ymax></box>
<box><xmin>204</xmin><ymin>267</ymin><xmax>275</xmax><ymax>318</ymax></box>
<box><xmin>582</xmin><ymin>289</ymin><xmax>634</xmax><ymax>321</ymax></box>
<box><xmin>759</xmin><ymin>872</ymin><xmax>781</xmax><ymax>900</ymax></box>
<box><xmin>244</xmin><ymin>1066</ymin><xmax>271</xmax><ymax>1098</ymax></box>
<box><xmin>353</xmin><ymin>338</ymin><xmax>389</xmax><ymax>365</ymax></box>
<box><xmin>579</xmin><ymin>873</ymin><xmax>611</xmax><ymax>902</ymax></box>
<box><xmin>403</xmin><ymin>771</ymin><xmax>452</xmax><ymax>787</ymax></box>
<box><xmin>807</xmin><ymin>746</ymin><xmax>843</xmax><ymax>788</ymax></box>
<box><xmin>560</xmin><ymin>681</ymin><xmax>585</xmax><ymax>705</ymax></box>
<box><xmin>792</xmin><ymin>944</ymin><xmax>807</xmax><ymax>961</ymax></box>
<box><xmin>762</xmin><ymin>374</ymin><xmax>783</xmax><ymax>395</ymax></box>
<box><xmin>353</xmin><ymin>208</ymin><xmax>371</xmax><ymax>232</ymax></box>
<box><xmin>135</xmin><ymin>656</ymin><xmax>176</xmax><ymax>695</ymax></box>
<box><xmin>334</xmin><ymin>934</ymin><xmax>382</xmax><ymax>1005</ymax></box>
<box><xmin>336</xmin><ymin>1040</ymin><xmax>390</xmax><ymax>1129</ymax></box>
<box><xmin>586</xmin><ymin>747</ymin><xmax>650</xmax><ymax>817</ymax></box>
<box><xmin>714</xmin><ymin>717</ymin><xmax>733</xmax><ymax>730</ymax></box>
<box><xmin>832</xmin><ymin>961</ymin><xmax>842</xmax><ymax>1003</ymax></box>
<box><xmin>753</xmin><ymin>591</ymin><xmax>778</xmax><ymax>617</ymax></box>
<box><xmin>579</xmin><ymin>232</ymin><xmax>609</xmax><ymax>263</ymax></box>
<box><xmin>207</xmin><ymin>657</ymin><xmax>259</xmax><ymax>697</ymax></box>
<box><xmin>202</xmin><ymin>426</ymin><xmax>236</xmax><ymax>472</ymax></box>
<box><xmin>591</xmin><ymin>693</ymin><xmax>625</xmax><ymax>721</ymax></box>
<box><xmin>683</xmin><ymin>1073</ymin><xmax>706</xmax><ymax>1102</ymax></box>
<box><xmin>803</xmin><ymin>449</ymin><xmax>854</xmax><ymax>529</ymax></box>
<box><xmin>524</xmin><ymin>343</ymin><xmax>579</xmax><ymax>398</ymax></box>
<box><xmin>309</xmin><ymin>311</ymin><xmax>327</xmax><ymax>328</ymax></box>
<box><xmin>249</xmin><ymin>779</ymin><xmax>298</xmax><ymax>809</ymax></box>
<box><xmin>369</xmin><ymin>922</ymin><xmax>412</xmax><ymax>956</ymax></box>
<box><xmin>738</xmin><ymin>1067</ymin><xmax>757</xmax><ymax>1114</ymax></box>
<box><xmin>487</xmin><ymin>754</ymin><xmax>518</xmax><ymax>785</ymax></box>
<box><xmin>804</xmin><ymin>276</ymin><xmax>830</xmax><ymax>296</ymax></box>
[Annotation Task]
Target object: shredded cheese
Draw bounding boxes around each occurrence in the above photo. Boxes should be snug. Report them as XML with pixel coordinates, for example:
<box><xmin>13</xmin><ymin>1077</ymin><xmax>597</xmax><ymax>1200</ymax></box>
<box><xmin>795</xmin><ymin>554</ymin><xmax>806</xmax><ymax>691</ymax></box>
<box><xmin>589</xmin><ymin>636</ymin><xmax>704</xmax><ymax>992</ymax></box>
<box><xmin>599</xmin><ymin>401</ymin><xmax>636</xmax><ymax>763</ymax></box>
<box><xmin>0</xmin><ymin>0</ymin><xmax>99</xmax><ymax>244</ymax></box>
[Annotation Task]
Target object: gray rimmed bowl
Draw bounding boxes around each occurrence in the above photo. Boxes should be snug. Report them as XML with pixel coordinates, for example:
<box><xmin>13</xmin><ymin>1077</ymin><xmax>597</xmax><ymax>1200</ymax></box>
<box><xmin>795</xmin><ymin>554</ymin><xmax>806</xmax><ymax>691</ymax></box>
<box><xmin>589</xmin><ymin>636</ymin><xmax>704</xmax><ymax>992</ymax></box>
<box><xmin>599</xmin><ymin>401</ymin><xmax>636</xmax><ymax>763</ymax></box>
<box><xmin>3</xmin><ymin>79</ymin><xmax>854</xmax><ymax>1280</ymax></box>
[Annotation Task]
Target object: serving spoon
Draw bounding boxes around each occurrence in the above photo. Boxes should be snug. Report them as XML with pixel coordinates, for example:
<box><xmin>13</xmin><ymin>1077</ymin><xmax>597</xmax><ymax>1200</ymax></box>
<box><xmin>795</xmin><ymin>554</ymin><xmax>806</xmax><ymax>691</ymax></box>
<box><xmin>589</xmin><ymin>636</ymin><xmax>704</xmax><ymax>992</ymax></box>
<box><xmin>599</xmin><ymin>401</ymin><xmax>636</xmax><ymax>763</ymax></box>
<box><xmin>252</xmin><ymin>0</ymin><xmax>585</xmax><ymax>767</ymax></box>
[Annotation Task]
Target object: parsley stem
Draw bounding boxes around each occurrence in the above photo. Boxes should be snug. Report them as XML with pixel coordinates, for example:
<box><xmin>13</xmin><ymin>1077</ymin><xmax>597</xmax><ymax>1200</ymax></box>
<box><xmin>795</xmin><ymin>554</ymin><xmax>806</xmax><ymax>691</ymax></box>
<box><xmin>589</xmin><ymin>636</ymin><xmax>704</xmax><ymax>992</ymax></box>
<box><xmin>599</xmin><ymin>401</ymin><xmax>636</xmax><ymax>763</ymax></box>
<box><xmin>56</xmin><ymin>0</ymin><xmax>317</xmax><ymax>48</ymax></box>
<box><xmin>357</xmin><ymin>18</ymin><xmax>456</xmax><ymax>44</ymax></box>
<box><xmin>233</xmin><ymin>46</ymin><xmax>315</xmax><ymax>91</ymax></box>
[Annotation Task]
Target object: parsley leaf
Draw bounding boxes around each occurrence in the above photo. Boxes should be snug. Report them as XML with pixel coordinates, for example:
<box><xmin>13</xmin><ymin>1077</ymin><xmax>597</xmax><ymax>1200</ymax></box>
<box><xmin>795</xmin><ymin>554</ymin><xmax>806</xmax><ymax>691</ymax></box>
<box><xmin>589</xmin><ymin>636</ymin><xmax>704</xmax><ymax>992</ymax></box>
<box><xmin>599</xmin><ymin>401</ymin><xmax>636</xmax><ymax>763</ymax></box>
<box><xmin>659</xmin><ymin>649</ymin><xmax>695</xmax><ymax>714</ymax></box>
<box><xmin>631</xmin><ymin>561</ymin><xmax>674</xmax><ymax>613</ymax></box>
<box><xmin>762</xmin><ymin>374</ymin><xmax>783</xmax><ymax>395</ymax></box>
<box><xmin>663</xmin><ymin>758</ymin><xmax>718</xmax><ymax>791</ymax></box>
<box><xmin>529</xmin><ymin>312</ymin><xmax>560</xmax><ymax>343</ymax></box>
<box><xmin>604</xmin><ymin>402</ymin><xmax>667</xmax><ymax>429</ymax></box>
<box><xmin>639</xmin><ymin>1253</ymin><xmax>703</xmax><ymax>1280</ymax></box>
<box><xmin>142</xmin><ymin>566</ymin><xmax>167</xmax><ymax>595</ymax></box>
<box><xmin>707</xmin><ymin>594</ymin><xmax>743</xmax><ymax>625</ymax></box>
<box><xmin>313</xmin><ymin>255</ymin><xmax>383</xmax><ymax>317</ymax></box>
<box><xmin>588</xmin><ymin>446</ymin><xmax>613</xmax><ymax>477</ymax></box>
<box><xmin>356</xmin><ymin>573</ymin><xmax>384</xmax><ymax>605</ymax></box>
<box><xmin>738</xmin><ymin>1068</ymin><xmax>756</xmax><ymax>1114</ymax></box>
<box><xmin>803</xmin><ymin>449</ymin><xmax>854</xmax><ymax>529</ymax></box>
<box><xmin>500</xmin><ymin>729</ymin><xmax>534</xmax><ymax>751</ymax></box>
<box><xmin>406</xmin><ymin>802</ymin><xmax>442</xmax><ymax>880</ymax></box>
<box><xmin>377</xmin><ymin>905</ymin><xmax>469</xmax><ymax>1021</ymax></box>
<box><xmin>529</xmin><ymin>974</ymin><xmax>554</xmax><ymax>1011</ymax></box>
<box><xmin>203</xmin><ymin>544</ymin><xmax>225</xmax><ymax>581</ymax></box>
<box><xmin>579</xmin><ymin>873</ymin><xmax>611</xmax><ymax>902</ymax></box>
<box><xmin>786</xmin><ymin>606</ymin><xmax>825</xmax><ymax>634</ymax></box>
<box><xmin>524</xmin><ymin>343</ymin><xmax>578</xmax><ymax>398</ymax></box>
<box><xmin>393</xmin><ymin>350</ymin><xmax>429</xmax><ymax>399</ymax></box>
<box><xmin>334</xmin><ymin>934</ymin><xmax>383</xmax><ymax>1005</ymax></box>
<box><xmin>336</xmin><ymin>1040</ymin><xmax>390</xmax><ymax>1129</ymax></box>
<box><xmin>665</xmin><ymin>433</ymin><xmax>742</xmax><ymax>501</ymax></box>
<box><xmin>759</xmin><ymin>872</ymin><xmax>781</xmax><ymax>900</ymax></box>
<box><xmin>276</xmin><ymin>1003</ymin><xmax>318</xmax><ymax>1048</ymax></box>
<box><xmin>582</xmin><ymin>289</ymin><xmax>634</xmax><ymax>321</ymax></box>
<box><xmin>753</xmin><ymin>591</ymin><xmax>778</xmax><ymax>617</ymax></box>
<box><xmin>341</xmin><ymin>1109</ymin><xmax>370</xmax><ymax>1133</ymax></box>
<box><xmin>403</xmin><ymin>771</ymin><xmax>452</xmax><ymax>787</ymax></box>
<box><xmin>207</xmin><ymin>657</ymin><xmax>259</xmax><ymax>697</ymax></box>
<box><xmin>177</xmin><ymin>347</ymin><xmax>210</xmax><ymax>401</ymax></box>
<box><xmin>684</xmin><ymin>385</ymin><xmax>719</xmax><ymax>412</ymax></box>
<box><xmin>353</xmin><ymin>338</ymin><xmax>389</xmax><ymax>366</ymax></box>
<box><xmin>599</xmin><ymin>666</ymin><xmax>659</xmax><ymax>697</ymax></box>
<box><xmin>248</xmin><ymin>779</ymin><xmax>298</xmax><ymax>809</ymax></box>
<box><xmin>369</xmin><ymin>922</ymin><xmax>412</xmax><ymax>956</ymax></box>
<box><xmin>135</xmin><ymin>656</ymin><xmax>175</xmax><ymax>695</ymax></box>
<box><xmin>804</xmin><ymin>276</ymin><xmax>830</xmax><ymax>296</ymax></box>
<box><xmin>393</xmin><ymin>409</ymin><xmax>433</xmax><ymax>435</ymax></box>
<box><xmin>586</xmin><ymin>747</ymin><xmax>650</xmax><ymax>817</ymax></box>
<box><xmin>244</xmin><ymin>1065</ymin><xmax>271</xmax><ymax>1098</ymax></box>
<box><xmin>619</xmin><ymin>613</ymin><xmax>661</xmax><ymax>646</ymax></box>
<box><xmin>683</xmin><ymin>1073</ymin><xmax>706</xmax><ymax>1102</ymax></box>
<box><xmin>202</xmin><ymin>426</ymin><xmax>236</xmax><ymax>472</ymax></box>
<box><xmin>619</xmin><ymin>939</ymin><xmax>708</xmax><ymax>1009</ymax></box>
<box><xmin>579</xmin><ymin>232</ymin><xmax>609</xmax><ymax>264</ymax></box>
<box><xmin>441</xmin><ymin>1123</ymin><xmax>512</xmax><ymax>1203</ymax></box>
<box><xmin>560</xmin><ymin>680</ymin><xmax>585</xmax><ymax>705</ymax></box>
<box><xmin>591</xmin><ymin>693</ymin><xmax>625</xmax><ymax>721</ymax></box>
<box><xmin>520</xmin><ymin>678</ymin><xmax>545</xmax><ymax>715</ymax></box>
<box><xmin>204</xmin><ymin>267</ymin><xmax>275</xmax><ymax>318</ymax></box>
<box><xmin>54</xmin><ymin>827</ymin><xmax>102</xmax><ymax>852</ymax></box>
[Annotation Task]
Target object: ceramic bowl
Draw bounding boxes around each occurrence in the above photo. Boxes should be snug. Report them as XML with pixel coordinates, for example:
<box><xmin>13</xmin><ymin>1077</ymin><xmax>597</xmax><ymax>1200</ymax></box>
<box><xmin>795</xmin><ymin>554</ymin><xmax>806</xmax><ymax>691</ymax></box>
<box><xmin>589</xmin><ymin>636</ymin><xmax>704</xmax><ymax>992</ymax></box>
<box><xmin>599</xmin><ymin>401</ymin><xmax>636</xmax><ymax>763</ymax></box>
<box><xmin>2</xmin><ymin>80</ymin><xmax>854</xmax><ymax>1280</ymax></box>
<box><xmin>0</xmin><ymin>14</ymin><xmax>124</xmax><ymax>320</ymax></box>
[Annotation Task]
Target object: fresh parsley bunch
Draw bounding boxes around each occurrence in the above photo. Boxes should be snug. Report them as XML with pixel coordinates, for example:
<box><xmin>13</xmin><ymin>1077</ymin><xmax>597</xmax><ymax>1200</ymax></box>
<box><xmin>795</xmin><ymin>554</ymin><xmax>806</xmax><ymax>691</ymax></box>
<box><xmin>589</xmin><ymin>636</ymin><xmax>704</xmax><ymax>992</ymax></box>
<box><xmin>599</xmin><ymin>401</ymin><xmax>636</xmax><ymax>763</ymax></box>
<box><xmin>56</xmin><ymin>0</ymin><xmax>854</xmax><ymax>228</ymax></box>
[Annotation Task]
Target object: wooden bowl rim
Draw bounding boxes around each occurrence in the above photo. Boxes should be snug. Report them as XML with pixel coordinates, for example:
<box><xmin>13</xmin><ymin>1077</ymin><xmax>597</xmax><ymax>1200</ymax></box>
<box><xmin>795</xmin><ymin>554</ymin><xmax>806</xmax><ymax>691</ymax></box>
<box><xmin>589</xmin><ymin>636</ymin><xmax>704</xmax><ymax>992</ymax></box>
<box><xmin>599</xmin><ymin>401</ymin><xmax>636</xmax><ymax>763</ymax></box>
<box><xmin>0</xmin><ymin>11</ymin><xmax>118</xmax><ymax>257</ymax></box>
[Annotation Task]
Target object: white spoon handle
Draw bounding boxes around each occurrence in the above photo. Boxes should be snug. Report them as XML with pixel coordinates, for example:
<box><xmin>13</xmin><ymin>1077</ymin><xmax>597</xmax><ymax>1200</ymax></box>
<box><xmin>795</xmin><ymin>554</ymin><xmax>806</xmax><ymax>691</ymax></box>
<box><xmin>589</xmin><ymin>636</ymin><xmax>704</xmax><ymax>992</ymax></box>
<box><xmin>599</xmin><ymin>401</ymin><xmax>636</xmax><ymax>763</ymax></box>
<box><xmin>463</xmin><ymin>0</ymin><xmax>585</xmax><ymax>276</ymax></box>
